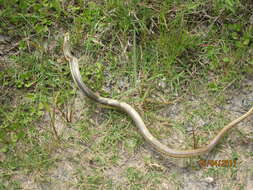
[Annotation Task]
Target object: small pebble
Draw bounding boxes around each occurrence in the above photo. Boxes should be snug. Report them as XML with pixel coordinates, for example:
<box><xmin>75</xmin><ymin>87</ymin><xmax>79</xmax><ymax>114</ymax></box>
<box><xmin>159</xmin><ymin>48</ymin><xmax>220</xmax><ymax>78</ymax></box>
<box><xmin>203</xmin><ymin>177</ymin><xmax>214</xmax><ymax>183</ymax></box>
<box><xmin>158</xmin><ymin>78</ymin><xmax>167</xmax><ymax>89</ymax></box>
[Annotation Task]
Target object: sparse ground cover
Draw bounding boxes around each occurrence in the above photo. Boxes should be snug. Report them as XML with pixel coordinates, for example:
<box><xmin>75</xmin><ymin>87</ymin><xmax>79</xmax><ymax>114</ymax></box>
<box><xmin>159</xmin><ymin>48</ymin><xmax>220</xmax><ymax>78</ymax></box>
<box><xmin>0</xmin><ymin>0</ymin><xmax>253</xmax><ymax>189</ymax></box>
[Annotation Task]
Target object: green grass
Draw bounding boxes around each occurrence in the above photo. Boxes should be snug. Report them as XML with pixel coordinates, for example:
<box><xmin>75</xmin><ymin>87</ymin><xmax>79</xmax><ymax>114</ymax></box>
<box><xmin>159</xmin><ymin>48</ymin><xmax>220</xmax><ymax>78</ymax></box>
<box><xmin>1</xmin><ymin>0</ymin><xmax>253</xmax><ymax>189</ymax></box>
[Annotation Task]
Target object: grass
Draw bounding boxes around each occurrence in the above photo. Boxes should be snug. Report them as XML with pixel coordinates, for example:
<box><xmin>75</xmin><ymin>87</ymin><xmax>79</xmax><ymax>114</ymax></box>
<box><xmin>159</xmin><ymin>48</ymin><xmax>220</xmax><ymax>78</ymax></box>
<box><xmin>1</xmin><ymin>0</ymin><xmax>253</xmax><ymax>189</ymax></box>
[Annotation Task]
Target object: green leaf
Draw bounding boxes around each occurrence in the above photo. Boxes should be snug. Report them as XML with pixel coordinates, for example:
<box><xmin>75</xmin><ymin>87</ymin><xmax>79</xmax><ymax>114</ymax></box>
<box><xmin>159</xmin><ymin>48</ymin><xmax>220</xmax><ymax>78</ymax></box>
<box><xmin>243</xmin><ymin>39</ymin><xmax>250</xmax><ymax>46</ymax></box>
<box><xmin>223</xmin><ymin>57</ymin><xmax>230</xmax><ymax>63</ymax></box>
<box><xmin>231</xmin><ymin>32</ymin><xmax>238</xmax><ymax>40</ymax></box>
<box><xmin>0</xmin><ymin>146</ymin><xmax>8</xmax><ymax>153</ymax></box>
